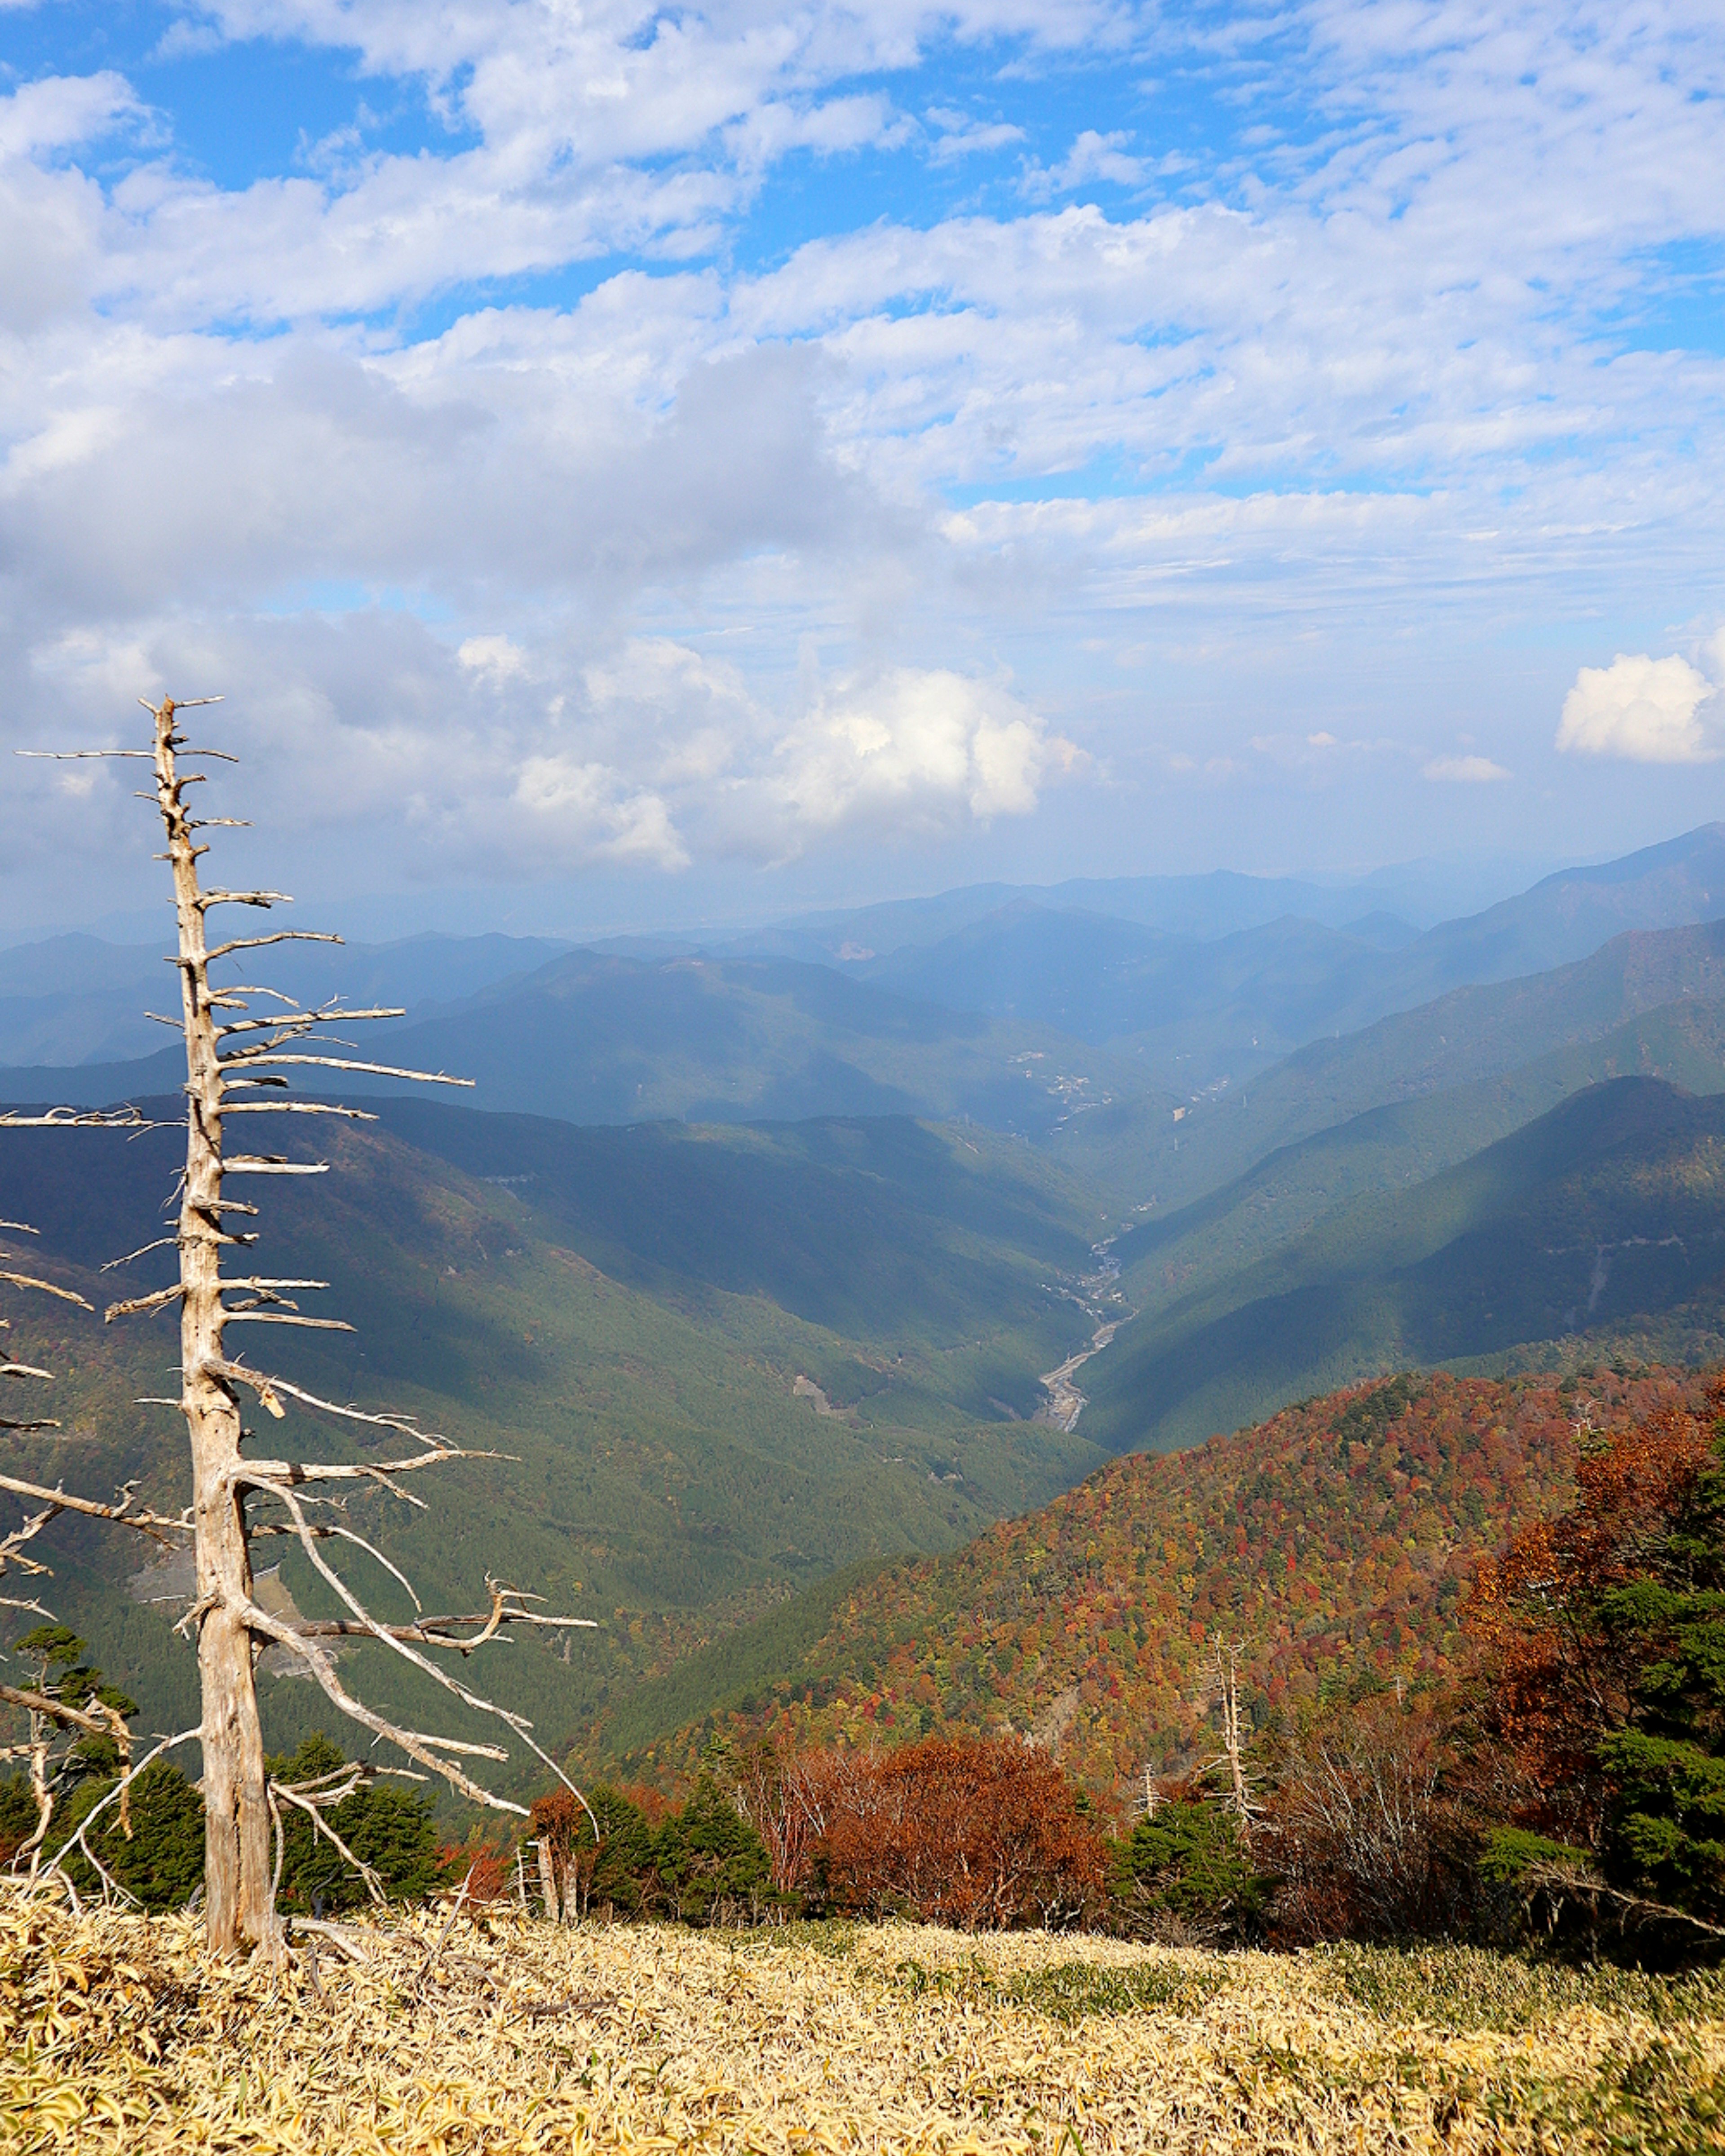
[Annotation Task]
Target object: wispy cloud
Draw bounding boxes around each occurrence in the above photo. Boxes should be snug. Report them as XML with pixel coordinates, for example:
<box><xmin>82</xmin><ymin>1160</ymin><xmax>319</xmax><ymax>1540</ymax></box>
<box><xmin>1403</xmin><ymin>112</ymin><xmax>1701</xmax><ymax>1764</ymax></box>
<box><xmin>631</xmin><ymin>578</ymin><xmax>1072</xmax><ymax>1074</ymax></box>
<box><xmin>1021</xmin><ymin>129</ymin><xmax>1145</xmax><ymax>198</ymax></box>
<box><xmin>1422</xmin><ymin>755</ymin><xmax>1511</xmax><ymax>783</ymax></box>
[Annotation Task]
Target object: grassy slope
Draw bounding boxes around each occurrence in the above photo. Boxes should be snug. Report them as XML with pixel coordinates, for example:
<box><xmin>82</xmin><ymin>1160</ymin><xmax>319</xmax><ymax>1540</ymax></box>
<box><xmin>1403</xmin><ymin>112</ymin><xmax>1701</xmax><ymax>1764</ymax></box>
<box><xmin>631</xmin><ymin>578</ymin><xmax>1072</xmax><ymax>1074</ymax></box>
<box><xmin>1082</xmin><ymin>1076</ymin><xmax>1725</xmax><ymax>1450</ymax></box>
<box><xmin>597</xmin><ymin>1366</ymin><xmax>1705</xmax><ymax>1798</ymax></box>
<box><xmin>0</xmin><ymin>1105</ymin><xmax>1109</xmax><ymax>1796</ymax></box>
<box><xmin>13</xmin><ymin>1906</ymin><xmax>1725</xmax><ymax>2156</ymax></box>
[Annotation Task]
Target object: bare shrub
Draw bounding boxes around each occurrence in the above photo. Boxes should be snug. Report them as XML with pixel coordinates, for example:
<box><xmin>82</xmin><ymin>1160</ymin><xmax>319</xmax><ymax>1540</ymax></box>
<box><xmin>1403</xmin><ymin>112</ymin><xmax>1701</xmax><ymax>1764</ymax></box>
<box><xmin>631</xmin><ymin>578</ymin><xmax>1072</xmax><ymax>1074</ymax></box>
<box><xmin>1263</xmin><ymin>1692</ymin><xmax>1468</xmax><ymax>1944</ymax></box>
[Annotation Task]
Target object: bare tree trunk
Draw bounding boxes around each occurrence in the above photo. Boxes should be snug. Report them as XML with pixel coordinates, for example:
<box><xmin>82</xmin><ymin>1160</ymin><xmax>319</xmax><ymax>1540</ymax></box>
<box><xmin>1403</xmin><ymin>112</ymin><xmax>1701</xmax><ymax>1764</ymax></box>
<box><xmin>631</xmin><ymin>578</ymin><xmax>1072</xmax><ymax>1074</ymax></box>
<box><xmin>8</xmin><ymin>695</ymin><xmax>598</xmax><ymax>1955</ymax></box>
<box><xmin>154</xmin><ymin>700</ymin><xmax>274</xmax><ymax>1953</ymax></box>
<box><xmin>536</xmin><ymin>1836</ymin><xmax>559</xmax><ymax>1922</ymax></box>
<box><xmin>1211</xmin><ymin>1634</ymin><xmax>1253</xmax><ymax>1843</ymax></box>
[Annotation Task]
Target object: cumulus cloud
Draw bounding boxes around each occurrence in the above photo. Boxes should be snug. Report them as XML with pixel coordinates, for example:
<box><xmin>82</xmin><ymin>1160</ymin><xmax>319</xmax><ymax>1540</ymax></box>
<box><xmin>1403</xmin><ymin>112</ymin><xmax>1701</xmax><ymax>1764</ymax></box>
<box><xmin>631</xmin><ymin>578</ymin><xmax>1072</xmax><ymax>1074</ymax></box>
<box><xmin>1556</xmin><ymin>649</ymin><xmax>1722</xmax><ymax>764</ymax></box>
<box><xmin>1422</xmin><ymin>755</ymin><xmax>1510</xmax><ymax>782</ymax></box>
<box><xmin>506</xmin><ymin>757</ymin><xmax>690</xmax><ymax>870</ymax></box>
<box><xmin>456</xmin><ymin>635</ymin><xmax>531</xmax><ymax>682</ymax></box>
<box><xmin>0</xmin><ymin>72</ymin><xmax>140</xmax><ymax>160</ymax></box>
<box><xmin>773</xmin><ymin>670</ymin><xmax>1074</xmax><ymax>839</ymax></box>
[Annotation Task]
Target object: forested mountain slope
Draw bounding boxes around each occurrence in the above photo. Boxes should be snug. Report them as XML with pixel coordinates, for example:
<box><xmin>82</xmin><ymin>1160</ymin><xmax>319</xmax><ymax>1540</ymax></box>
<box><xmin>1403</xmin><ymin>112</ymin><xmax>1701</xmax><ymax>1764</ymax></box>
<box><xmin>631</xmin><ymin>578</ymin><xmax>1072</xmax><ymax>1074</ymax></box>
<box><xmin>596</xmin><ymin>1367</ymin><xmax>1706</xmax><ymax>1796</ymax></box>
<box><xmin>1049</xmin><ymin>923</ymin><xmax>1725</xmax><ymax>1212</ymax></box>
<box><xmin>0</xmin><ymin>1104</ymin><xmax>1110</xmax><ymax>1797</ymax></box>
<box><xmin>1108</xmin><ymin>994</ymin><xmax>1725</xmax><ymax>1331</ymax></box>
<box><xmin>1082</xmin><ymin>1077</ymin><xmax>1725</xmax><ymax>1450</ymax></box>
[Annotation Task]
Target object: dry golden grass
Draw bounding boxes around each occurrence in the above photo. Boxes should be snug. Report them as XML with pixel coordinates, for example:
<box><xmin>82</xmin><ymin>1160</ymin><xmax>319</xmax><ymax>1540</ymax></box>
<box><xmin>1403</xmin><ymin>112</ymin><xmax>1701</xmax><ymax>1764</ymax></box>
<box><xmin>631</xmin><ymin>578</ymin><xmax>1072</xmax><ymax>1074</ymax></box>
<box><xmin>4</xmin><ymin>1897</ymin><xmax>1724</xmax><ymax>2153</ymax></box>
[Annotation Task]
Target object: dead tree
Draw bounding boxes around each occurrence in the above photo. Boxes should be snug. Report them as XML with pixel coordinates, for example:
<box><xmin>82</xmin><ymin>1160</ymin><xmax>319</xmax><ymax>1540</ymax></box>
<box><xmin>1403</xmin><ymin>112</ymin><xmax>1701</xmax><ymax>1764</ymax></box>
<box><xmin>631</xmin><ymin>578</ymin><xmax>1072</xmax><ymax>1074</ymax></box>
<box><xmin>3</xmin><ymin>695</ymin><xmax>596</xmax><ymax>1953</ymax></box>
<box><xmin>1206</xmin><ymin>1634</ymin><xmax>1259</xmax><ymax>1842</ymax></box>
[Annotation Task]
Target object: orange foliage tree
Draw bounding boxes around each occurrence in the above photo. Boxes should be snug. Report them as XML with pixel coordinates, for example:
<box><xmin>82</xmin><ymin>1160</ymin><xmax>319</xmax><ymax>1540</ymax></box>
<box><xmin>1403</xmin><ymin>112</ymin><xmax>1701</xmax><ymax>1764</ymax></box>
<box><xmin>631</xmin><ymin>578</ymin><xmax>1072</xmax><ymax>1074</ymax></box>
<box><xmin>1465</xmin><ymin>1388</ymin><xmax>1725</xmax><ymax>1936</ymax></box>
<box><xmin>812</xmin><ymin>1736</ymin><xmax>1104</xmax><ymax>1930</ymax></box>
<box><xmin>1465</xmin><ymin>1398</ymin><xmax>1717</xmax><ymax>1849</ymax></box>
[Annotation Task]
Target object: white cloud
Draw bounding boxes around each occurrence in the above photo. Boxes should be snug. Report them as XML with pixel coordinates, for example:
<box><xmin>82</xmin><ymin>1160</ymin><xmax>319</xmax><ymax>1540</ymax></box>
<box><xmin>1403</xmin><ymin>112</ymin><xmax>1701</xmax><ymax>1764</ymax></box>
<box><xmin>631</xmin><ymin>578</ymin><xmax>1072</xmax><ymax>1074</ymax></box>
<box><xmin>456</xmin><ymin>635</ymin><xmax>530</xmax><ymax>681</ymax></box>
<box><xmin>773</xmin><ymin>669</ymin><xmax>1074</xmax><ymax>838</ymax></box>
<box><xmin>0</xmin><ymin>72</ymin><xmax>140</xmax><ymax>160</ymax></box>
<box><xmin>1556</xmin><ymin>651</ymin><xmax>1721</xmax><ymax>764</ymax></box>
<box><xmin>4</xmin><ymin>1</ymin><xmax>1725</xmax><ymax>923</ymax></box>
<box><xmin>1422</xmin><ymin>755</ymin><xmax>1511</xmax><ymax>782</ymax></box>
<box><xmin>925</xmin><ymin>107</ymin><xmax>1026</xmax><ymax>164</ymax></box>
<box><xmin>1022</xmin><ymin>129</ymin><xmax>1144</xmax><ymax>198</ymax></box>
<box><xmin>509</xmin><ymin>756</ymin><xmax>690</xmax><ymax>870</ymax></box>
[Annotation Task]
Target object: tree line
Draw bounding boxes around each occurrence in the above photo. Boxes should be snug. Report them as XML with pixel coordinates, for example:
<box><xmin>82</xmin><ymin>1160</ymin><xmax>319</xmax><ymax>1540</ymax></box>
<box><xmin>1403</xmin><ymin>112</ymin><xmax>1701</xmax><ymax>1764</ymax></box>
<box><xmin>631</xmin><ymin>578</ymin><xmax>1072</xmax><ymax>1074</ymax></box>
<box><xmin>10</xmin><ymin>1380</ymin><xmax>1722</xmax><ymax>1961</ymax></box>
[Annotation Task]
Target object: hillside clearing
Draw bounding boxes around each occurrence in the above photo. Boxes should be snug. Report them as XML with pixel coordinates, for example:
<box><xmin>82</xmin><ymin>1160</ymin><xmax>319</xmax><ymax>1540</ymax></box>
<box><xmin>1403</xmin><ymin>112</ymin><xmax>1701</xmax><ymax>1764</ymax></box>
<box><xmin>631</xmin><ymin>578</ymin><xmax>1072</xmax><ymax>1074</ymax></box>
<box><xmin>4</xmin><ymin>1904</ymin><xmax>1721</xmax><ymax>2153</ymax></box>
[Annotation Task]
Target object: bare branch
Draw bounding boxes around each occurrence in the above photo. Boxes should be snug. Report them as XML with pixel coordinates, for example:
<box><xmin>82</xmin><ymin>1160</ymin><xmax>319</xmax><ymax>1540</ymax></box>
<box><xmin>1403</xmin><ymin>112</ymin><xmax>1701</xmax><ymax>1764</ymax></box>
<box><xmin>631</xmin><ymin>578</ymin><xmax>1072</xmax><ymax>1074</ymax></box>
<box><xmin>216</xmin><ymin>1003</ymin><xmax>408</xmax><ymax>1037</ymax></box>
<box><xmin>0</xmin><ymin>1107</ymin><xmax>150</xmax><ymax>1131</ymax></box>
<box><xmin>231</xmin><ymin>1592</ymin><xmax>524</xmax><ymax>1812</ymax></box>
<box><xmin>291</xmin><ymin>1612</ymin><xmax>598</xmax><ymax>1648</ymax></box>
<box><xmin>207</xmin><ymin>1358</ymin><xmax>451</xmax><ymax>1441</ymax></box>
<box><xmin>199</xmin><ymin>932</ymin><xmax>342</xmax><ymax>963</ymax></box>
<box><xmin>221</xmin><ymin>1102</ymin><xmax>377</xmax><ymax>1120</ymax></box>
<box><xmin>223</xmin><ymin>1158</ymin><xmax>331</xmax><ymax>1176</ymax></box>
<box><xmin>221</xmin><ymin>1054</ymin><xmax>475</xmax><ymax>1087</ymax></box>
<box><xmin>104</xmin><ymin>1285</ymin><xmax>184</xmax><ymax>1321</ymax></box>
<box><xmin>16</xmin><ymin>747</ymin><xmax>154</xmax><ymax>761</ymax></box>
<box><xmin>270</xmin><ymin>1776</ymin><xmax>386</xmax><ymax>1904</ymax></box>
<box><xmin>252</xmin><ymin>1484</ymin><xmax>553</xmax><ymax>1787</ymax></box>
<box><xmin>219</xmin><ymin>1313</ymin><xmax>356</xmax><ymax>1332</ymax></box>
<box><xmin>0</xmin><ymin>1472</ymin><xmax>190</xmax><ymax>1545</ymax></box>
<box><xmin>231</xmin><ymin>1436</ymin><xmax>502</xmax><ymax>1491</ymax></box>
<box><xmin>0</xmin><ymin>1273</ymin><xmax>93</xmax><ymax>1310</ymax></box>
<box><xmin>219</xmin><ymin>1278</ymin><xmax>331</xmax><ymax>1294</ymax></box>
<box><xmin>101</xmin><ymin>1237</ymin><xmax>180</xmax><ymax>1271</ymax></box>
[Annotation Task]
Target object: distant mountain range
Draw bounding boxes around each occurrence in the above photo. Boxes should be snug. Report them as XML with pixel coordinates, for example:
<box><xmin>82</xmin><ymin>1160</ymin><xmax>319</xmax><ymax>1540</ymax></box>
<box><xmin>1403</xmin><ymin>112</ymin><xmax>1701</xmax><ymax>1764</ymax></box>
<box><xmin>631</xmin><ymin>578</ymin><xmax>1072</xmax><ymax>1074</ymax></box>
<box><xmin>11</xmin><ymin>822</ymin><xmax>1725</xmax><ymax>1808</ymax></box>
<box><xmin>845</xmin><ymin>824</ymin><xmax>1725</xmax><ymax>1084</ymax></box>
<box><xmin>0</xmin><ymin>930</ymin><xmax>574</xmax><ymax>1066</ymax></box>
<box><xmin>8</xmin><ymin>825</ymin><xmax>1723</xmax><ymax>1115</ymax></box>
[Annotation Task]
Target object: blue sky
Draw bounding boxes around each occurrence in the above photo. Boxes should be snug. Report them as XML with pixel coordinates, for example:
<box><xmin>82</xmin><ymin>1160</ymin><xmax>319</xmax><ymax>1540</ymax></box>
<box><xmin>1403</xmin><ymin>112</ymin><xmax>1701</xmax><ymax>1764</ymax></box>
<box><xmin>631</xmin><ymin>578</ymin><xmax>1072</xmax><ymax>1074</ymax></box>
<box><xmin>1</xmin><ymin>0</ymin><xmax>1723</xmax><ymax>938</ymax></box>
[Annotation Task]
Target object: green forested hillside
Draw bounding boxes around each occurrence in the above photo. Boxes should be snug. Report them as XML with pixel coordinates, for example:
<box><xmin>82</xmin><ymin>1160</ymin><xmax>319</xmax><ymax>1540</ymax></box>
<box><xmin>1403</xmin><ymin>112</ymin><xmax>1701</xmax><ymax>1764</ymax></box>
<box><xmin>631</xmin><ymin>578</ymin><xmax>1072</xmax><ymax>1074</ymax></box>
<box><xmin>369</xmin><ymin>1100</ymin><xmax>1106</xmax><ymax>1361</ymax></box>
<box><xmin>1111</xmin><ymin>994</ymin><xmax>1725</xmax><ymax>1333</ymax></box>
<box><xmin>590</xmin><ymin>1366</ymin><xmax>1707</xmax><ymax>1794</ymax></box>
<box><xmin>1048</xmin><ymin>928</ymin><xmax>1725</xmax><ymax>1212</ymax></box>
<box><xmin>0</xmin><ymin>1104</ymin><xmax>1109</xmax><ymax>1798</ymax></box>
<box><xmin>1083</xmin><ymin>1076</ymin><xmax>1725</xmax><ymax>1450</ymax></box>
<box><xmin>0</xmin><ymin>948</ymin><xmax>1160</xmax><ymax>1141</ymax></box>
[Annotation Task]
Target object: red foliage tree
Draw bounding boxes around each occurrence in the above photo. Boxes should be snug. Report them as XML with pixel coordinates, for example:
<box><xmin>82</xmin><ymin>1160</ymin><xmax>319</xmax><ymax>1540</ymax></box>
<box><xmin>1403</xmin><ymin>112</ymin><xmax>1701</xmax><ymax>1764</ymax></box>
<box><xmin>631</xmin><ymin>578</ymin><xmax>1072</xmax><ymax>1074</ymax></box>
<box><xmin>814</xmin><ymin>1736</ymin><xmax>1104</xmax><ymax>1930</ymax></box>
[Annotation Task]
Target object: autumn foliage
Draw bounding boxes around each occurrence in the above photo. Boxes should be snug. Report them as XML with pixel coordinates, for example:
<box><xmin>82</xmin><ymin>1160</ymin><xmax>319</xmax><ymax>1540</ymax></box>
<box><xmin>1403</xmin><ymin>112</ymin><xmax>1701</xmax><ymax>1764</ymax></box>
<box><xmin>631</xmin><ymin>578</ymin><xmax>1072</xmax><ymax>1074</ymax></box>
<box><xmin>1464</xmin><ymin>1386</ymin><xmax>1725</xmax><ymax>1940</ymax></box>
<box><xmin>807</xmin><ymin>1737</ymin><xmax>1105</xmax><ymax>1929</ymax></box>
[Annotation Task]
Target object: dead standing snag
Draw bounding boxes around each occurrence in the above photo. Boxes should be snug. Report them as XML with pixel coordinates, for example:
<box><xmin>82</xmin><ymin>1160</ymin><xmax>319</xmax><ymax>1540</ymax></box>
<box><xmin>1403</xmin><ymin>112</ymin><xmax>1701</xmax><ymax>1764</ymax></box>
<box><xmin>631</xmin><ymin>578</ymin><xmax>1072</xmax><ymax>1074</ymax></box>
<box><xmin>4</xmin><ymin>697</ymin><xmax>596</xmax><ymax>1954</ymax></box>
